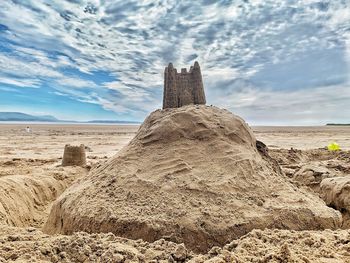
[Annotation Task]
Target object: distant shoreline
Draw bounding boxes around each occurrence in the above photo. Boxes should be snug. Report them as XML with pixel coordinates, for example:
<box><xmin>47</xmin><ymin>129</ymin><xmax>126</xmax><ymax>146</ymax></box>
<box><xmin>0</xmin><ymin>112</ymin><xmax>141</xmax><ymax>124</ymax></box>
<box><xmin>0</xmin><ymin>121</ymin><xmax>140</xmax><ymax>125</ymax></box>
<box><xmin>326</xmin><ymin>124</ymin><xmax>350</xmax><ymax>126</ymax></box>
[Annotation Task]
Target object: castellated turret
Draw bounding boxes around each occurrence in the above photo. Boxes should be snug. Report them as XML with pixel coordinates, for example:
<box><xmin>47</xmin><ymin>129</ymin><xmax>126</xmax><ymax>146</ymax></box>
<box><xmin>163</xmin><ymin>61</ymin><xmax>206</xmax><ymax>109</ymax></box>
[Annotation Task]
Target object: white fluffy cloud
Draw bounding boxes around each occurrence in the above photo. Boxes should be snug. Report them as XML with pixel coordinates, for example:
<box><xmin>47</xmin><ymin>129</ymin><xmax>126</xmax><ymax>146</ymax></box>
<box><xmin>0</xmin><ymin>0</ymin><xmax>349</xmax><ymax>123</ymax></box>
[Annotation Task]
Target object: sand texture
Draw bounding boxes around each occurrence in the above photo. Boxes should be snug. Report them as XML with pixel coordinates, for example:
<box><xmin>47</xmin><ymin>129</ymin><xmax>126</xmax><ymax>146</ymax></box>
<box><xmin>0</xmin><ymin>124</ymin><xmax>138</xmax><ymax>161</ymax></box>
<box><xmin>253</xmin><ymin>126</ymin><xmax>350</xmax><ymax>150</ymax></box>
<box><xmin>0</xmin><ymin>124</ymin><xmax>137</xmax><ymax>230</ymax></box>
<box><xmin>1</xmin><ymin>113</ymin><xmax>350</xmax><ymax>262</ymax></box>
<box><xmin>321</xmin><ymin>176</ymin><xmax>350</xmax><ymax>208</ymax></box>
<box><xmin>44</xmin><ymin>105</ymin><xmax>341</xmax><ymax>252</ymax></box>
<box><xmin>0</xmin><ymin>158</ymin><xmax>86</xmax><ymax>228</ymax></box>
<box><xmin>1</xmin><ymin>226</ymin><xmax>350</xmax><ymax>262</ymax></box>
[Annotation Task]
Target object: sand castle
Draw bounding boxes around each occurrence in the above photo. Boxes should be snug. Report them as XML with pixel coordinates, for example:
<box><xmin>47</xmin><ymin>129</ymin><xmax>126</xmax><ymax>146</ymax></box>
<box><xmin>163</xmin><ymin>61</ymin><xmax>206</xmax><ymax>109</ymax></box>
<box><xmin>44</xmin><ymin>64</ymin><xmax>341</xmax><ymax>252</ymax></box>
<box><xmin>62</xmin><ymin>144</ymin><xmax>86</xmax><ymax>167</ymax></box>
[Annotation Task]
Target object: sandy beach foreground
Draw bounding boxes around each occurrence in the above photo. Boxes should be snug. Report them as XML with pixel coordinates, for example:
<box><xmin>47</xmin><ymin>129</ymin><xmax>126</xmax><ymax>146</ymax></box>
<box><xmin>0</xmin><ymin>124</ymin><xmax>349</xmax><ymax>162</ymax></box>
<box><xmin>0</xmin><ymin>122</ymin><xmax>349</xmax><ymax>262</ymax></box>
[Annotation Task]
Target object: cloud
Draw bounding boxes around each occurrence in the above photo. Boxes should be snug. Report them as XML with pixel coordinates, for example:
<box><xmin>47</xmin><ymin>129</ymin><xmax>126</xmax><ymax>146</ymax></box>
<box><xmin>0</xmin><ymin>77</ymin><xmax>40</xmax><ymax>88</ymax></box>
<box><xmin>0</xmin><ymin>53</ymin><xmax>61</xmax><ymax>79</ymax></box>
<box><xmin>55</xmin><ymin>77</ymin><xmax>97</xmax><ymax>88</ymax></box>
<box><xmin>0</xmin><ymin>0</ymin><xmax>349</xmax><ymax>123</ymax></box>
<box><xmin>207</xmin><ymin>80</ymin><xmax>350</xmax><ymax>125</ymax></box>
<box><xmin>103</xmin><ymin>81</ymin><xmax>151</xmax><ymax>102</ymax></box>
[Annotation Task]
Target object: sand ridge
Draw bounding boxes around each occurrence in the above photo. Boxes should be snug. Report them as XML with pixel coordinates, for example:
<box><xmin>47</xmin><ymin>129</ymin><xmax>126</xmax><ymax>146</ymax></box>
<box><xmin>0</xmin><ymin>159</ymin><xmax>87</xmax><ymax>228</ymax></box>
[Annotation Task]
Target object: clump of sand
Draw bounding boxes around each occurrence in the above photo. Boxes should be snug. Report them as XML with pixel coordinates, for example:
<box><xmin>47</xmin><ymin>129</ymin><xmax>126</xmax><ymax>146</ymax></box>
<box><xmin>44</xmin><ymin>105</ymin><xmax>341</xmax><ymax>252</ymax></box>
<box><xmin>212</xmin><ymin>228</ymin><xmax>350</xmax><ymax>262</ymax></box>
<box><xmin>321</xmin><ymin>177</ymin><xmax>350</xmax><ymax>212</ymax></box>
<box><xmin>2</xmin><ymin>226</ymin><xmax>350</xmax><ymax>262</ymax></box>
<box><xmin>320</xmin><ymin>176</ymin><xmax>350</xmax><ymax>228</ymax></box>
<box><xmin>270</xmin><ymin>148</ymin><xmax>350</xmax><ymax>189</ymax></box>
<box><xmin>0</xmin><ymin>225</ymin><xmax>193</xmax><ymax>262</ymax></box>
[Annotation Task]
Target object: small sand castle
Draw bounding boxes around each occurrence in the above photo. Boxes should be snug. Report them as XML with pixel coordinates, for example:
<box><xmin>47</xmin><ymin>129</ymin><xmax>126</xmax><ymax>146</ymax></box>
<box><xmin>62</xmin><ymin>144</ymin><xmax>86</xmax><ymax>167</ymax></box>
<box><xmin>163</xmin><ymin>61</ymin><xmax>206</xmax><ymax>109</ymax></box>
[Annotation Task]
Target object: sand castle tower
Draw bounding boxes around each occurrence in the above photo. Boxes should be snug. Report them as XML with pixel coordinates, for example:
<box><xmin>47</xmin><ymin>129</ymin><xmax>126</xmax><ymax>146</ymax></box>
<box><xmin>62</xmin><ymin>144</ymin><xmax>86</xmax><ymax>167</ymax></box>
<box><xmin>163</xmin><ymin>61</ymin><xmax>206</xmax><ymax>109</ymax></box>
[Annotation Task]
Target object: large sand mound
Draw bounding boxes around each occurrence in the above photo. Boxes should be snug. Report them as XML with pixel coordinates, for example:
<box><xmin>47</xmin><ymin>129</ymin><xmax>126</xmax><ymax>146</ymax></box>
<box><xmin>44</xmin><ymin>105</ymin><xmax>341</xmax><ymax>252</ymax></box>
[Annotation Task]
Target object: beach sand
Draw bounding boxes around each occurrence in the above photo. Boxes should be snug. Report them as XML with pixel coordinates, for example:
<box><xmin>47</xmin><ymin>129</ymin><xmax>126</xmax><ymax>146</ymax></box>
<box><xmin>253</xmin><ymin>125</ymin><xmax>350</xmax><ymax>150</ymax></box>
<box><xmin>1</xmin><ymin>124</ymin><xmax>348</xmax><ymax>162</ymax></box>
<box><xmin>0</xmin><ymin>122</ymin><xmax>349</xmax><ymax>262</ymax></box>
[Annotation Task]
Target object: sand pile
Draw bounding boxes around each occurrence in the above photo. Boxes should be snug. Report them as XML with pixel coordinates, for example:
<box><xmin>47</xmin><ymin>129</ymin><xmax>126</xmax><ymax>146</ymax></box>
<box><xmin>270</xmin><ymin>148</ymin><xmax>350</xmax><ymax>171</ymax></box>
<box><xmin>44</xmin><ymin>105</ymin><xmax>341</xmax><ymax>252</ymax></box>
<box><xmin>0</xmin><ymin>165</ymin><xmax>86</xmax><ymax>227</ymax></box>
<box><xmin>270</xmin><ymin>148</ymin><xmax>350</xmax><ymax>186</ymax></box>
<box><xmin>267</xmin><ymin>148</ymin><xmax>350</xmax><ymax>228</ymax></box>
<box><xmin>2</xmin><ymin>226</ymin><xmax>350</xmax><ymax>262</ymax></box>
<box><xmin>0</xmin><ymin>225</ymin><xmax>193</xmax><ymax>262</ymax></box>
<box><xmin>212</xmin><ymin>228</ymin><xmax>350</xmax><ymax>262</ymax></box>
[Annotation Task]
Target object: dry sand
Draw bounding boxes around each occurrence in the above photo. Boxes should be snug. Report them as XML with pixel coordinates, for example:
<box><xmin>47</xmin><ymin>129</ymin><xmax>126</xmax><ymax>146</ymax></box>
<box><xmin>0</xmin><ymin>117</ymin><xmax>350</xmax><ymax>262</ymax></box>
<box><xmin>2</xmin><ymin>226</ymin><xmax>350</xmax><ymax>262</ymax></box>
<box><xmin>0</xmin><ymin>124</ymin><xmax>138</xmax><ymax>161</ymax></box>
<box><xmin>0</xmin><ymin>124</ymin><xmax>137</xmax><ymax>230</ymax></box>
<box><xmin>253</xmin><ymin>126</ymin><xmax>350</xmax><ymax>150</ymax></box>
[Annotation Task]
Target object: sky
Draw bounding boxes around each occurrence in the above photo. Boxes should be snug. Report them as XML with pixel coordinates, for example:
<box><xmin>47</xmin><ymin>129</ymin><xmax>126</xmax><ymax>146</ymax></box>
<box><xmin>0</xmin><ymin>0</ymin><xmax>349</xmax><ymax>125</ymax></box>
